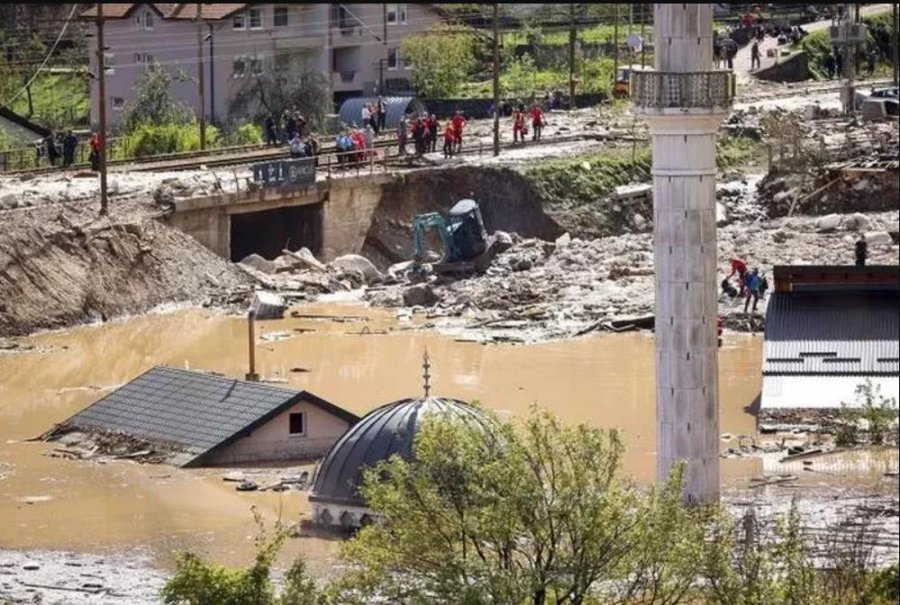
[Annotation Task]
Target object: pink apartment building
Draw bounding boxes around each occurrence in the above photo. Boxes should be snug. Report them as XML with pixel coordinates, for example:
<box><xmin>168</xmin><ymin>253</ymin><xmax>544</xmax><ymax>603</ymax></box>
<box><xmin>80</xmin><ymin>3</ymin><xmax>446</xmax><ymax>127</ymax></box>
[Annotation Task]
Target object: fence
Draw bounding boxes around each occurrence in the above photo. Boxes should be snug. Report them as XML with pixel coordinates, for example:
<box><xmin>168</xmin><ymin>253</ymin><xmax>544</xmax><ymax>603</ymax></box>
<box><xmin>631</xmin><ymin>71</ymin><xmax>735</xmax><ymax>110</ymax></box>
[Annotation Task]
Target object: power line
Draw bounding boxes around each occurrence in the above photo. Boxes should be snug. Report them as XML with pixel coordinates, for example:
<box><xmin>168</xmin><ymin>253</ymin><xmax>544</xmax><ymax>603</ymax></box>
<box><xmin>0</xmin><ymin>3</ymin><xmax>78</xmax><ymax>109</ymax></box>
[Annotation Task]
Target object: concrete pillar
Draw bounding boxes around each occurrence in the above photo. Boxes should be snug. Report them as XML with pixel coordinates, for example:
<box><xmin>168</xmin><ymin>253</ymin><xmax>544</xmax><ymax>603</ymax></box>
<box><xmin>632</xmin><ymin>4</ymin><xmax>732</xmax><ymax>504</ymax></box>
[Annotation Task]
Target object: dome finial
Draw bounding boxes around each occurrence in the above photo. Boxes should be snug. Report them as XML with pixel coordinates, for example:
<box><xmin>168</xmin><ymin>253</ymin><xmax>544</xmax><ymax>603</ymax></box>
<box><xmin>422</xmin><ymin>349</ymin><xmax>431</xmax><ymax>397</ymax></box>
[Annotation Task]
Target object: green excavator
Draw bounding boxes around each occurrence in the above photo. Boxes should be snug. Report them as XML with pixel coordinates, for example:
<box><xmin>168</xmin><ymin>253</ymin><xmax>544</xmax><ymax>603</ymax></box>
<box><xmin>410</xmin><ymin>199</ymin><xmax>500</xmax><ymax>276</ymax></box>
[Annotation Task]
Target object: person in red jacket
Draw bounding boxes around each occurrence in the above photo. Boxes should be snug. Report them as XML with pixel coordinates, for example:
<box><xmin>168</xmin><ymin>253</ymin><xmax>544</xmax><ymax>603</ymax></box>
<box><xmin>727</xmin><ymin>257</ymin><xmax>748</xmax><ymax>295</ymax></box>
<box><xmin>451</xmin><ymin>110</ymin><xmax>467</xmax><ymax>153</ymax></box>
<box><xmin>530</xmin><ymin>103</ymin><xmax>545</xmax><ymax>141</ymax></box>
<box><xmin>89</xmin><ymin>131</ymin><xmax>102</xmax><ymax>172</ymax></box>
<box><xmin>443</xmin><ymin>123</ymin><xmax>456</xmax><ymax>158</ymax></box>
<box><xmin>512</xmin><ymin>107</ymin><xmax>525</xmax><ymax>144</ymax></box>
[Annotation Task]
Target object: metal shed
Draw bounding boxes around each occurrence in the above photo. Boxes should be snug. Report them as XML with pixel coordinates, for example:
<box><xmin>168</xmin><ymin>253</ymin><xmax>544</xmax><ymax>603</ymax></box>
<box><xmin>761</xmin><ymin>265</ymin><xmax>900</xmax><ymax>410</ymax></box>
<box><xmin>338</xmin><ymin>96</ymin><xmax>427</xmax><ymax>130</ymax></box>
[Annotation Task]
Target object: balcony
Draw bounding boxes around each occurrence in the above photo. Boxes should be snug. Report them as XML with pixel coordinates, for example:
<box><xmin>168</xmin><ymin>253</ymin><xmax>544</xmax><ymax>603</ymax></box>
<box><xmin>631</xmin><ymin>71</ymin><xmax>735</xmax><ymax>111</ymax></box>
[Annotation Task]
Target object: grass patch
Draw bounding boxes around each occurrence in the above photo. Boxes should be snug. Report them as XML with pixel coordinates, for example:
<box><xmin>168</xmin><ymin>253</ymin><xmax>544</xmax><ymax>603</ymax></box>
<box><xmin>9</xmin><ymin>71</ymin><xmax>90</xmax><ymax>130</ymax></box>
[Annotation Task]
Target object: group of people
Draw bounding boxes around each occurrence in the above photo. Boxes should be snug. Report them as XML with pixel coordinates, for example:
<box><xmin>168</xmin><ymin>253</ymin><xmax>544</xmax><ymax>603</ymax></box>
<box><xmin>33</xmin><ymin>130</ymin><xmax>103</xmax><ymax>171</ymax></box>
<box><xmin>512</xmin><ymin>103</ymin><xmax>545</xmax><ymax>144</ymax></box>
<box><xmin>723</xmin><ymin>257</ymin><xmax>768</xmax><ymax>315</ymax></box>
<box><xmin>822</xmin><ymin>46</ymin><xmax>880</xmax><ymax>80</ymax></box>
<box><xmin>35</xmin><ymin>131</ymin><xmax>79</xmax><ymax>167</ymax></box>
<box><xmin>264</xmin><ymin>109</ymin><xmax>308</xmax><ymax>146</ymax></box>
<box><xmin>334</xmin><ymin>125</ymin><xmax>375</xmax><ymax>167</ymax></box>
<box><xmin>398</xmin><ymin>110</ymin><xmax>468</xmax><ymax>158</ymax></box>
<box><xmin>360</xmin><ymin>99</ymin><xmax>388</xmax><ymax>135</ymax></box>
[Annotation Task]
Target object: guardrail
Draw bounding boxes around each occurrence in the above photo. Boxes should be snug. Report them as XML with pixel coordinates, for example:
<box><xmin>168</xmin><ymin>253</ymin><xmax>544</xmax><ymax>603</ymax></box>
<box><xmin>631</xmin><ymin>70</ymin><xmax>735</xmax><ymax>110</ymax></box>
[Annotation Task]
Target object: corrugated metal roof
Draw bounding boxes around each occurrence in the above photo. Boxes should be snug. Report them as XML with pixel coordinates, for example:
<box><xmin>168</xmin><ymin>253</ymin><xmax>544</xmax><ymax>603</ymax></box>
<box><xmin>310</xmin><ymin>397</ymin><xmax>492</xmax><ymax>507</ymax></box>
<box><xmin>338</xmin><ymin>97</ymin><xmax>427</xmax><ymax>131</ymax></box>
<box><xmin>64</xmin><ymin>366</ymin><xmax>357</xmax><ymax>466</ymax></box>
<box><xmin>763</xmin><ymin>291</ymin><xmax>899</xmax><ymax>376</ymax></box>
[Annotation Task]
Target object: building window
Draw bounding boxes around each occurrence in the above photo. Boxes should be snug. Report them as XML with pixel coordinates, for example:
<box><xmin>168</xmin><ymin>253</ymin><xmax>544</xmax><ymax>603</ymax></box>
<box><xmin>135</xmin><ymin>10</ymin><xmax>154</xmax><ymax>30</ymax></box>
<box><xmin>386</xmin><ymin>3</ymin><xmax>407</xmax><ymax>24</ymax></box>
<box><xmin>387</xmin><ymin>47</ymin><xmax>399</xmax><ymax>70</ymax></box>
<box><xmin>111</xmin><ymin>97</ymin><xmax>125</xmax><ymax>110</ymax></box>
<box><xmin>233</xmin><ymin>12</ymin><xmax>246</xmax><ymax>29</ymax></box>
<box><xmin>249</xmin><ymin>7</ymin><xmax>263</xmax><ymax>29</ymax></box>
<box><xmin>134</xmin><ymin>52</ymin><xmax>154</xmax><ymax>65</ymax></box>
<box><xmin>233</xmin><ymin>57</ymin><xmax>247</xmax><ymax>78</ymax></box>
<box><xmin>103</xmin><ymin>52</ymin><xmax>115</xmax><ymax>74</ymax></box>
<box><xmin>274</xmin><ymin>6</ymin><xmax>288</xmax><ymax>27</ymax></box>
<box><xmin>289</xmin><ymin>413</ymin><xmax>305</xmax><ymax>435</ymax></box>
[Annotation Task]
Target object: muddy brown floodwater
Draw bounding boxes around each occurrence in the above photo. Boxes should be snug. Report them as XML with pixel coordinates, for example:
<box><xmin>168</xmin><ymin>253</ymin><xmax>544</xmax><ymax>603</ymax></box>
<box><xmin>1</xmin><ymin>304</ymin><xmax>766</xmax><ymax>577</ymax></box>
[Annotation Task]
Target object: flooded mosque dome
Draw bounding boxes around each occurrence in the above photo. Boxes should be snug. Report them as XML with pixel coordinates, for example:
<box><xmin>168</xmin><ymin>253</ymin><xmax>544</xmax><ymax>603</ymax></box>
<box><xmin>308</xmin><ymin>353</ymin><xmax>492</xmax><ymax>529</ymax></box>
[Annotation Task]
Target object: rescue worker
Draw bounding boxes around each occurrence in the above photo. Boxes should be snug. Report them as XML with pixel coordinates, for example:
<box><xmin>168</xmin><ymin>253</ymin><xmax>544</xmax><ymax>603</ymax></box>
<box><xmin>397</xmin><ymin>115</ymin><xmax>409</xmax><ymax>156</ymax></box>
<box><xmin>751</xmin><ymin>41</ymin><xmax>761</xmax><ymax>70</ymax></box>
<box><xmin>451</xmin><ymin>110</ymin><xmax>467</xmax><ymax>154</ymax></box>
<box><xmin>427</xmin><ymin>114</ymin><xmax>439</xmax><ymax>153</ymax></box>
<box><xmin>743</xmin><ymin>268</ymin><xmax>762</xmax><ymax>314</ymax></box>
<box><xmin>530</xmin><ymin>103</ymin><xmax>545</xmax><ymax>141</ymax></box>
<box><xmin>442</xmin><ymin>122</ymin><xmax>456</xmax><ymax>158</ymax></box>
<box><xmin>63</xmin><ymin>130</ymin><xmax>78</xmax><ymax>167</ymax></box>
<box><xmin>264</xmin><ymin>115</ymin><xmax>278</xmax><ymax>146</ymax></box>
<box><xmin>46</xmin><ymin>132</ymin><xmax>60</xmax><ymax>167</ymax></box>
<box><xmin>512</xmin><ymin>107</ymin><xmax>525</xmax><ymax>144</ymax></box>
<box><xmin>89</xmin><ymin>131</ymin><xmax>102</xmax><ymax>171</ymax></box>
<box><xmin>727</xmin><ymin>257</ymin><xmax>749</xmax><ymax>296</ymax></box>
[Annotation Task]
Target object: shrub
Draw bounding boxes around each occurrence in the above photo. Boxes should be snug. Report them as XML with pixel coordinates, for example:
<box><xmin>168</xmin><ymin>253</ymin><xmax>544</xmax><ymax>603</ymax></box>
<box><xmin>120</xmin><ymin>121</ymin><xmax>221</xmax><ymax>158</ymax></box>
<box><xmin>229</xmin><ymin>123</ymin><xmax>264</xmax><ymax>146</ymax></box>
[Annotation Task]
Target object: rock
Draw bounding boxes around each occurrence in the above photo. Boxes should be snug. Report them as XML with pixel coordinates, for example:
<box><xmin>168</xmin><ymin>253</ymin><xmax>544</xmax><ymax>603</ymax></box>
<box><xmin>239</xmin><ymin>254</ymin><xmax>276</xmax><ymax>274</ymax></box>
<box><xmin>152</xmin><ymin>184</ymin><xmax>175</xmax><ymax>206</ymax></box>
<box><xmin>251</xmin><ymin>291</ymin><xmax>286</xmax><ymax>320</ymax></box>
<box><xmin>291</xmin><ymin>247</ymin><xmax>327</xmax><ymax>272</ymax></box>
<box><xmin>515</xmin><ymin>258</ymin><xmax>533</xmax><ymax>271</ymax></box>
<box><xmin>236</xmin><ymin>480</ymin><xmax>258</xmax><ymax>492</ymax></box>
<box><xmin>733</xmin><ymin>232</ymin><xmax>750</xmax><ymax>245</ymax></box>
<box><xmin>493</xmin><ymin>230</ymin><xmax>513</xmax><ymax>253</ymax></box>
<box><xmin>555</xmin><ymin>232</ymin><xmax>571</xmax><ymax>248</ymax></box>
<box><xmin>0</xmin><ymin>193</ymin><xmax>18</xmax><ymax>209</ymax></box>
<box><xmin>633</xmin><ymin>213</ymin><xmax>646</xmax><ymax>230</ymax></box>
<box><xmin>402</xmin><ymin>284</ymin><xmax>439</xmax><ymax>307</ymax></box>
<box><xmin>772</xmin><ymin>230</ymin><xmax>791</xmax><ymax>243</ymax></box>
<box><xmin>815</xmin><ymin>213</ymin><xmax>841</xmax><ymax>233</ymax></box>
<box><xmin>330</xmin><ymin>254</ymin><xmax>382</xmax><ymax>284</ymax></box>
<box><xmin>851</xmin><ymin>178</ymin><xmax>870</xmax><ymax>192</ymax></box>
<box><xmin>865</xmin><ymin>231</ymin><xmax>893</xmax><ymax>246</ymax></box>
<box><xmin>843</xmin><ymin>212</ymin><xmax>870</xmax><ymax>231</ymax></box>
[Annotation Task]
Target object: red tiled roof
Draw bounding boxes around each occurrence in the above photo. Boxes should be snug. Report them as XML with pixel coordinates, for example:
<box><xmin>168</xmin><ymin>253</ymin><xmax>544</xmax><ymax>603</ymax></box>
<box><xmin>79</xmin><ymin>3</ymin><xmax>233</xmax><ymax>20</ymax></box>
<box><xmin>166</xmin><ymin>3</ymin><xmax>248</xmax><ymax>20</ymax></box>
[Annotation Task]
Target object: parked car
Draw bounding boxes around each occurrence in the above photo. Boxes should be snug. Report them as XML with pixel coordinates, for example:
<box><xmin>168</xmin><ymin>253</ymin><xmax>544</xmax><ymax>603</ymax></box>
<box><xmin>861</xmin><ymin>97</ymin><xmax>899</xmax><ymax>121</ymax></box>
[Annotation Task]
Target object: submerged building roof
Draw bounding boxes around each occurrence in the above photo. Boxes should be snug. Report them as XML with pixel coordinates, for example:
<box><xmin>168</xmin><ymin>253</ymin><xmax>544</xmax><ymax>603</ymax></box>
<box><xmin>761</xmin><ymin>265</ymin><xmax>899</xmax><ymax>410</ymax></box>
<box><xmin>310</xmin><ymin>396</ymin><xmax>491</xmax><ymax>508</ymax></box>
<box><xmin>62</xmin><ymin>366</ymin><xmax>358</xmax><ymax>466</ymax></box>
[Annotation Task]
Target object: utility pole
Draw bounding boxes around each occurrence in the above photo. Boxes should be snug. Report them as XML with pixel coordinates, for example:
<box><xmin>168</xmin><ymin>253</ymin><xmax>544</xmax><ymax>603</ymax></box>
<box><xmin>893</xmin><ymin>3</ymin><xmax>898</xmax><ymax>87</ymax></box>
<box><xmin>492</xmin><ymin>3</ymin><xmax>500</xmax><ymax>157</ymax></box>
<box><xmin>569</xmin><ymin>3</ymin><xmax>577</xmax><ymax>105</ymax></box>
<box><xmin>97</xmin><ymin>3</ymin><xmax>108</xmax><ymax>216</ymax></box>
<box><xmin>196</xmin><ymin>3</ymin><xmax>206</xmax><ymax>150</ymax></box>
<box><xmin>613</xmin><ymin>4</ymin><xmax>620</xmax><ymax>91</ymax></box>
<box><xmin>640</xmin><ymin>4</ymin><xmax>647</xmax><ymax>70</ymax></box>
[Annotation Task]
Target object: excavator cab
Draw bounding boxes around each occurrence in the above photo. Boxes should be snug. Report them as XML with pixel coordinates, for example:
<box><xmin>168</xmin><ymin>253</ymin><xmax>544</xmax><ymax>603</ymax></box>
<box><xmin>446</xmin><ymin>199</ymin><xmax>487</xmax><ymax>261</ymax></box>
<box><xmin>410</xmin><ymin>199</ymin><xmax>496</xmax><ymax>277</ymax></box>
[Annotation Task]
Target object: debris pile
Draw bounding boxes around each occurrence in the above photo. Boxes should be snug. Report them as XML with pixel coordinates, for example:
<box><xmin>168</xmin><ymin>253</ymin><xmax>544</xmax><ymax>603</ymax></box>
<box><xmin>364</xmin><ymin>209</ymin><xmax>899</xmax><ymax>343</ymax></box>
<box><xmin>41</xmin><ymin>425</ymin><xmax>184</xmax><ymax>465</ymax></box>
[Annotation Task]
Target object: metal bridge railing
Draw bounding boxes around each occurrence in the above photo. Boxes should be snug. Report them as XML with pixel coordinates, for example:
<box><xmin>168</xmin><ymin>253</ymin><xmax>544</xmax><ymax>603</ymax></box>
<box><xmin>631</xmin><ymin>70</ymin><xmax>735</xmax><ymax>110</ymax></box>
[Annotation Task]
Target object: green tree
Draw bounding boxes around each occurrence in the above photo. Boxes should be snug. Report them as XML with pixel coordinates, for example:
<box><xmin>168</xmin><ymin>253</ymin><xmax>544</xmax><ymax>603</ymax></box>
<box><xmin>228</xmin><ymin>55</ymin><xmax>330</xmax><ymax>133</ymax></box>
<box><xmin>120</xmin><ymin>62</ymin><xmax>193</xmax><ymax>133</ymax></box>
<box><xmin>160</xmin><ymin>507</ymin><xmax>322</xmax><ymax>605</ymax></box>
<box><xmin>331</xmin><ymin>407</ymin><xmax>698</xmax><ymax>605</ymax></box>
<box><xmin>400</xmin><ymin>25</ymin><xmax>478</xmax><ymax>98</ymax></box>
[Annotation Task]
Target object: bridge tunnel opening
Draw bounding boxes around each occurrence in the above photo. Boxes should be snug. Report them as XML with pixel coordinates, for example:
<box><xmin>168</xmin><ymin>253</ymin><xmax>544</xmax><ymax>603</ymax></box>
<box><xmin>229</xmin><ymin>203</ymin><xmax>324</xmax><ymax>261</ymax></box>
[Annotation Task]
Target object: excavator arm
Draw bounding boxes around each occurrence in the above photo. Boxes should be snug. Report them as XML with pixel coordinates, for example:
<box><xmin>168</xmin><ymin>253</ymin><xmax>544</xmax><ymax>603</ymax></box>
<box><xmin>412</xmin><ymin>213</ymin><xmax>460</xmax><ymax>264</ymax></box>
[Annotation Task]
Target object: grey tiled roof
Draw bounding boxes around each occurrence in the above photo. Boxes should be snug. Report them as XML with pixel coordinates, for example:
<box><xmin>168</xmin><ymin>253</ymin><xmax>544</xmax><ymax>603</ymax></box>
<box><xmin>66</xmin><ymin>366</ymin><xmax>355</xmax><ymax>466</ymax></box>
<box><xmin>763</xmin><ymin>291</ymin><xmax>899</xmax><ymax>376</ymax></box>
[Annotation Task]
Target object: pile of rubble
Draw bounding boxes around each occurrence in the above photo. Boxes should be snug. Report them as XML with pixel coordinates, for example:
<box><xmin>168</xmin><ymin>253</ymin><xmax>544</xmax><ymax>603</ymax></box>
<box><xmin>234</xmin><ymin>248</ymin><xmax>385</xmax><ymax>304</ymax></box>
<box><xmin>41</xmin><ymin>425</ymin><xmax>184</xmax><ymax>465</ymax></box>
<box><xmin>362</xmin><ymin>209</ymin><xmax>899</xmax><ymax>343</ymax></box>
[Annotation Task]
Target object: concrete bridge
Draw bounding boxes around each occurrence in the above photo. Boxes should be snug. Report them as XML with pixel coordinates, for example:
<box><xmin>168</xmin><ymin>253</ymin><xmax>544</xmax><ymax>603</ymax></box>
<box><xmin>165</xmin><ymin>171</ymin><xmax>392</xmax><ymax>263</ymax></box>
